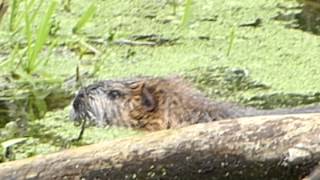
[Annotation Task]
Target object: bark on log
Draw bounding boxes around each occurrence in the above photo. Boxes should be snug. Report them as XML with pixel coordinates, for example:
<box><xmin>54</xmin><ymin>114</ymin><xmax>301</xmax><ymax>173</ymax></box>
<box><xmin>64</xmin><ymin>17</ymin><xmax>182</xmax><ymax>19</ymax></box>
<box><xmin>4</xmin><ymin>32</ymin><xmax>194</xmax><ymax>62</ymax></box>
<box><xmin>303</xmin><ymin>164</ymin><xmax>320</xmax><ymax>180</ymax></box>
<box><xmin>1</xmin><ymin>113</ymin><xmax>320</xmax><ymax>180</ymax></box>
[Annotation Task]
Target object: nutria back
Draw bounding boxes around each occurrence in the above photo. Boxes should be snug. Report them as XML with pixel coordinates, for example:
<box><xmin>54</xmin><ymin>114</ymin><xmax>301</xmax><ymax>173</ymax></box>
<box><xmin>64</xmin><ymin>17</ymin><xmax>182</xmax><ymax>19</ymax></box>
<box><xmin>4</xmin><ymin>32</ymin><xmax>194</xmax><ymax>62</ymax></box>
<box><xmin>70</xmin><ymin>76</ymin><xmax>320</xmax><ymax>131</ymax></box>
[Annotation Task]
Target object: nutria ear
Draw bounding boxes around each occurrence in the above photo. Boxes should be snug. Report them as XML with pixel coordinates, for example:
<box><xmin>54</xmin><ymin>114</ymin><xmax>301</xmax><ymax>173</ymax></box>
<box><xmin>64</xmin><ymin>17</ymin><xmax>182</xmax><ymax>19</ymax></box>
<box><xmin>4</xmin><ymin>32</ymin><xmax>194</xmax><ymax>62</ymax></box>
<box><xmin>141</xmin><ymin>87</ymin><xmax>156</xmax><ymax>111</ymax></box>
<box><xmin>130</xmin><ymin>81</ymin><xmax>156</xmax><ymax>112</ymax></box>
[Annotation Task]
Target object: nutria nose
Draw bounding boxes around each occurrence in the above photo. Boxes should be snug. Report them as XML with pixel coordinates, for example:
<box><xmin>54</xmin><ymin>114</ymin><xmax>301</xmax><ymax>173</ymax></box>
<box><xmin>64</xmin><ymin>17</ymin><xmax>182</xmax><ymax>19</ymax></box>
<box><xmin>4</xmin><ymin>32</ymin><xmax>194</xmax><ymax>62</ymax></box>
<box><xmin>72</xmin><ymin>91</ymin><xmax>84</xmax><ymax>110</ymax></box>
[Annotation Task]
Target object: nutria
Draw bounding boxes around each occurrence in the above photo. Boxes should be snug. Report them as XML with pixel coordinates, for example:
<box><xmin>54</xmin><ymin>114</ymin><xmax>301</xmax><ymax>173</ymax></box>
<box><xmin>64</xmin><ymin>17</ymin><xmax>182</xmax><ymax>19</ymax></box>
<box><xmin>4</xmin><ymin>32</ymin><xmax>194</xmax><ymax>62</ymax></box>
<box><xmin>70</xmin><ymin>76</ymin><xmax>320</xmax><ymax>131</ymax></box>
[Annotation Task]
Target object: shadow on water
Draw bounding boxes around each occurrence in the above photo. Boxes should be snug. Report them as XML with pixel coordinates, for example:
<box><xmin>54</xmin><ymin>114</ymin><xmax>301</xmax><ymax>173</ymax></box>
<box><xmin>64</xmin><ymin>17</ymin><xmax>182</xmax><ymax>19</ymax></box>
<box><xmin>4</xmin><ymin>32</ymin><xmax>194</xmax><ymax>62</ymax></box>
<box><xmin>274</xmin><ymin>2</ymin><xmax>320</xmax><ymax>35</ymax></box>
<box><xmin>186</xmin><ymin>66</ymin><xmax>320</xmax><ymax>109</ymax></box>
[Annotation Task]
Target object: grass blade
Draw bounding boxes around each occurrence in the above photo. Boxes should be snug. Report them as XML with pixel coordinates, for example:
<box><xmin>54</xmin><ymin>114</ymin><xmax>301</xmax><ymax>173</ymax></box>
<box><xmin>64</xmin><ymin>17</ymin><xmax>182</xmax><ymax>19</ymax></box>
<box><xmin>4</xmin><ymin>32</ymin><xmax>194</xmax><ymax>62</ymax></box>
<box><xmin>227</xmin><ymin>27</ymin><xmax>236</xmax><ymax>56</ymax></box>
<box><xmin>24</xmin><ymin>0</ymin><xmax>32</xmax><ymax>67</ymax></box>
<box><xmin>27</xmin><ymin>1</ymin><xmax>57</xmax><ymax>73</ymax></box>
<box><xmin>11</xmin><ymin>0</ymin><xmax>37</xmax><ymax>33</ymax></box>
<box><xmin>9</xmin><ymin>0</ymin><xmax>19</xmax><ymax>31</ymax></box>
<box><xmin>72</xmin><ymin>4</ymin><xmax>96</xmax><ymax>34</ymax></box>
<box><xmin>30</xmin><ymin>0</ymin><xmax>44</xmax><ymax>24</ymax></box>
<box><xmin>181</xmin><ymin>0</ymin><xmax>193</xmax><ymax>28</ymax></box>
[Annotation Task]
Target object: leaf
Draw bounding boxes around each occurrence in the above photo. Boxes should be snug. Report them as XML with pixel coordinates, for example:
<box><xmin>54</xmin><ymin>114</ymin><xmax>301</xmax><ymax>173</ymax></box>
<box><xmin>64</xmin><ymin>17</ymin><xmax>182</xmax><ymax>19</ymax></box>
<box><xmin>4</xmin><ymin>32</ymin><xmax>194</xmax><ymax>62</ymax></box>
<box><xmin>27</xmin><ymin>0</ymin><xmax>57</xmax><ymax>73</ymax></box>
<box><xmin>227</xmin><ymin>26</ymin><xmax>236</xmax><ymax>56</ymax></box>
<box><xmin>72</xmin><ymin>3</ymin><xmax>96</xmax><ymax>34</ymax></box>
<box><xmin>1</xmin><ymin>138</ymin><xmax>28</xmax><ymax>149</ymax></box>
<box><xmin>181</xmin><ymin>0</ymin><xmax>193</xmax><ymax>28</ymax></box>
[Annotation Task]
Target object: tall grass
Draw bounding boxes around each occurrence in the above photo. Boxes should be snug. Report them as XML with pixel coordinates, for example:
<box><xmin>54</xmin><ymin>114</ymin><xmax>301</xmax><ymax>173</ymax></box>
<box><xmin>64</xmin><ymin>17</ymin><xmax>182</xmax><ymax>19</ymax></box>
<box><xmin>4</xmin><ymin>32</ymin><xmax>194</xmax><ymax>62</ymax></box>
<box><xmin>72</xmin><ymin>3</ymin><xmax>96</xmax><ymax>34</ymax></box>
<box><xmin>24</xmin><ymin>1</ymin><xmax>57</xmax><ymax>73</ymax></box>
<box><xmin>9</xmin><ymin>0</ymin><xmax>20</xmax><ymax>31</ymax></box>
<box><xmin>0</xmin><ymin>0</ymin><xmax>97</xmax><ymax>123</ymax></box>
<box><xmin>0</xmin><ymin>1</ymin><xmax>60</xmax><ymax>132</ymax></box>
<box><xmin>0</xmin><ymin>0</ymin><xmax>105</xmax><ymax>162</ymax></box>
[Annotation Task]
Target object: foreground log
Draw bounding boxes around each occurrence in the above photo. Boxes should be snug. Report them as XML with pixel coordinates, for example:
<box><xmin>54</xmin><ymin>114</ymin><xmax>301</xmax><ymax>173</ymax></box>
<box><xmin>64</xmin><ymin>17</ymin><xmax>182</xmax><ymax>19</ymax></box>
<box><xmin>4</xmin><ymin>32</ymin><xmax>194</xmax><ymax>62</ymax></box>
<box><xmin>303</xmin><ymin>164</ymin><xmax>320</xmax><ymax>180</ymax></box>
<box><xmin>1</xmin><ymin>114</ymin><xmax>320</xmax><ymax>180</ymax></box>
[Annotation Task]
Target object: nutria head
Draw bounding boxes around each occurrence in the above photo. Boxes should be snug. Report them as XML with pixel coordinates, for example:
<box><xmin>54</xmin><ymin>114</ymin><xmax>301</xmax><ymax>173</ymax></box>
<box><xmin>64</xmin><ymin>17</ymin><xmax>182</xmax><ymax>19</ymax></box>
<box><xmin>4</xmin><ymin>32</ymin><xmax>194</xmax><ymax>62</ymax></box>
<box><xmin>70</xmin><ymin>78</ymin><xmax>160</xmax><ymax>129</ymax></box>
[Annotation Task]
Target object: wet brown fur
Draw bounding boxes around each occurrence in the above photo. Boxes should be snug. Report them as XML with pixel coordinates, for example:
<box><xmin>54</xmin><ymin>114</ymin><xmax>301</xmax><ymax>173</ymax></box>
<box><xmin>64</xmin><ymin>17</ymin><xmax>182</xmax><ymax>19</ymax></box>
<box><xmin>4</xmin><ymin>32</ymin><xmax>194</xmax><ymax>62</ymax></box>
<box><xmin>71</xmin><ymin>76</ymin><xmax>320</xmax><ymax>131</ymax></box>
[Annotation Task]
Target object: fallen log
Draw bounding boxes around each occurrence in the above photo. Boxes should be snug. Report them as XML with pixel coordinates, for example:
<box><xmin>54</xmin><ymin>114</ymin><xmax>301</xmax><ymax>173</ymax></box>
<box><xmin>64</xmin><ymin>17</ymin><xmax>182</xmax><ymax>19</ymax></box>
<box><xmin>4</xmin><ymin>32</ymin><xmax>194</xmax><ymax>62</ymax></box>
<box><xmin>1</xmin><ymin>113</ymin><xmax>320</xmax><ymax>180</ymax></box>
<box><xmin>303</xmin><ymin>164</ymin><xmax>320</xmax><ymax>180</ymax></box>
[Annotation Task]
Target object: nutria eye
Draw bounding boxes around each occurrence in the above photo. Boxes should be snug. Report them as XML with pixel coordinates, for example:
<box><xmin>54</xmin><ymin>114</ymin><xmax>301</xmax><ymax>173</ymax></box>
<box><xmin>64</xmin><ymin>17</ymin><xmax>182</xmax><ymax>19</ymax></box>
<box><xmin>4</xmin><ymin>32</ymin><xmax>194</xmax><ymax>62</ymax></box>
<box><xmin>107</xmin><ymin>90</ymin><xmax>121</xmax><ymax>100</ymax></box>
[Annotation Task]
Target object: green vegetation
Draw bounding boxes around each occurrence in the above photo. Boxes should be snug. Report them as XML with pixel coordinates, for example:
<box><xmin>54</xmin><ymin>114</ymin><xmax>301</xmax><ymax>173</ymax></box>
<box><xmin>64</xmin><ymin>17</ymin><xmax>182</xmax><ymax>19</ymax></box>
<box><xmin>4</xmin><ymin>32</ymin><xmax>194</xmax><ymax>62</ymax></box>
<box><xmin>72</xmin><ymin>3</ymin><xmax>96</xmax><ymax>34</ymax></box>
<box><xmin>0</xmin><ymin>0</ymin><xmax>320</xmax><ymax>162</ymax></box>
<box><xmin>24</xmin><ymin>1</ymin><xmax>57</xmax><ymax>73</ymax></box>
